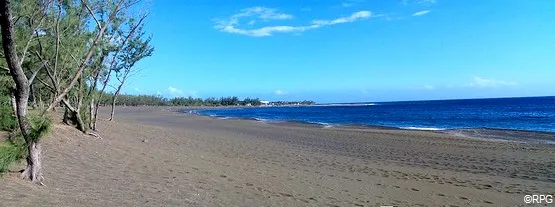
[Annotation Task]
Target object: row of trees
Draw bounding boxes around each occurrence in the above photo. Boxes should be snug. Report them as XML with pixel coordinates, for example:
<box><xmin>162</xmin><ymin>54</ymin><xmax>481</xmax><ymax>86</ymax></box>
<box><xmin>269</xmin><ymin>100</ymin><xmax>316</xmax><ymax>106</ymax></box>
<box><xmin>96</xmin><ymin>94</ymin><xmax>264</xmax><ymax>107</ymax></box>
<box><xmin>0</xmin><ymin>0</ymin><xmax>153</xmax><ymax>184</ymax></box>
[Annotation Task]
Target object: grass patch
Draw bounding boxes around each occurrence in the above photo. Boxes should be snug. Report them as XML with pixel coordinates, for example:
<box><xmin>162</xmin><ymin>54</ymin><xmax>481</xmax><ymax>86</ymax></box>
<box><xmin>0</xmin><ymin>139</ymin><xmax>26</xmax><ymax>173</ymax></box>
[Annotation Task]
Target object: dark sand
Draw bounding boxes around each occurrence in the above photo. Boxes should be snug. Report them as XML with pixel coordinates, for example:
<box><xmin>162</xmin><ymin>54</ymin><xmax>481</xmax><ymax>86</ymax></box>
<box><xmin>1</xmin><ymin>106</ymin><xmax>554</xmax><ymax>206</ymax></box>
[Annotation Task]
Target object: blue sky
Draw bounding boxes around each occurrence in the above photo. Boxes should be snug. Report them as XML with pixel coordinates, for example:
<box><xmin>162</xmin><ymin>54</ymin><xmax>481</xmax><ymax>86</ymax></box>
<box><xmin>123</xmin><ymin>0</ymin><xmax>555</xmax><ymax>103</ymax></box>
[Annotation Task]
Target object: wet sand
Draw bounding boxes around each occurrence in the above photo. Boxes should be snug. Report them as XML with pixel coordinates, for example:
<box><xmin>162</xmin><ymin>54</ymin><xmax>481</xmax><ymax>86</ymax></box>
<box><xmin>1</xmin><ymin>106</ymin><xmax>554</xmax><ymax>206</ymax></box>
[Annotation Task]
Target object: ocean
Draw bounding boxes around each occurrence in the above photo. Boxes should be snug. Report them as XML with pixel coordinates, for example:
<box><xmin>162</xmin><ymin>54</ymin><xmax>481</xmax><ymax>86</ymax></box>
<box><xmin>194</xmin><ymin>96</ymin><xmax>555</xmax><ymax>133</ymax></box>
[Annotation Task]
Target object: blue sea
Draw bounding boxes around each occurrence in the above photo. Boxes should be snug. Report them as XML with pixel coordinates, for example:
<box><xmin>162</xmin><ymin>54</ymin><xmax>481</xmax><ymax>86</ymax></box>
<box><xmin>194</xmin><ymin>96</ymin><xmax>555</xmax><ymax>133</ymax></box>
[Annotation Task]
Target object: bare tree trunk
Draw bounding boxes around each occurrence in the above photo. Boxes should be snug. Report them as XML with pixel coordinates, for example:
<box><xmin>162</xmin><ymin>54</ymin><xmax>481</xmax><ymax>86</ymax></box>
<box><xmin>92</xmin><ymin>102</ymin><xmax>98</xmax><ymax>130</ymax></box>
<box><xmin>61</xmin><ymin>99</ymin><xmax>85</xmax><ymax>133</ymax></box>
<box><xmin>0</xmin><ymin>0</ymin><xmax>43</xmax><ymax>184</ymax></box>
<box><xmin>89</xmin><ymin>98</ymin><xmax>95</xmax><ymax>130</ymax></box>
<box><xmin>74</xmin><ymin>110</ymin><xmax>86</xmax><ymax>132</ymax></box>
<box><xmin>30</xmin><ymin>83</ymin><xmax>36</xmax><ymax>109</ymax></box>
<box><xmin>11</xmin><ymin>94</ymin><xmax>16</xmax><ymax>116</ymax></box>
<box><xmin>75</xmin><ymin>76</ymin><xmax>86</xmax><ymax>132</ymax></box>
<box><xmin>109</xmin><ymin>95</ymin><xmax>116</xmax><ymax>121</ymax></box>
<box><xmin>109</xmin><ymin>83</ymin><xmax>124</xmax><ymax>121</ymax></box>
<box><xmin>21</xmin><ymin>142</ymin><xmax>42</xmax><ymax>182</ymax></box>
<box><xmin>63</xmin><ymin>107</ymin><xmax>70</xmax><ymax>125</ymax></box>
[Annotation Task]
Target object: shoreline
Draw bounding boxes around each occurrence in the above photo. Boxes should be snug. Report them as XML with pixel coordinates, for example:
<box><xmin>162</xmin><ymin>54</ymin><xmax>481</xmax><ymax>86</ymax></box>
<box><xmin>185</xmin><ymin>108</ymin><xmax>555</xmax><ymax>145</ymax></box>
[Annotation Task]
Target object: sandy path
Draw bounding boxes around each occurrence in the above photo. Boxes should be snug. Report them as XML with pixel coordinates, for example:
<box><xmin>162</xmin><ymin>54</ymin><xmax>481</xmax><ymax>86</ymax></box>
<box><xmin>1</xmin><ymin>107</ymin><xmax>554</xmax><ymax>206</ymax></box>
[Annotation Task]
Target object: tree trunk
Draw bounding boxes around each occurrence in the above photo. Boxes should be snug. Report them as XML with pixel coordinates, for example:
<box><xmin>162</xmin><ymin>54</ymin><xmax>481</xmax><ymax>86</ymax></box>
<box><xmin>109</xmin><ymin>96</ymin><xmax>116</xmax><ymax>121</ymax></box>
<box><xmin>30</xmin><ymin>83</ymin><xmax>36</xmax><ymax>109</ymax></box>
<box><xmin>21</xmin><ymin>141</ymin><xmax>43</xmax><ymax>183</ymax></box>
<box><xmin>89</xmin><ymin>98</ymin><xmax>95</xmax><ymax>130</ymax></box>
<box><xmin>63</xmin><ymin>107</ymin><xmax>70</xmax><ymax>125</ymax></box>
<box><xmin>0</xmin><ymin>0</ymin><xmax>43</xmax><ymax>184</ymax></box>
<box><xmin>92</xmin><ymin>103</ymin><xmax>98</xmax><ymax>130</ymax></box>
<box><xmin>75</xmin><ymin>76</ymin><xmax>86</xmax><ymax>132</ymax></box>
<box><xmin>74</xmin><ymin>110</ymin><xmax>86</xmax><ymax>132</ymax></box>
<box><xmin>61</xmin><ymin>99</ymin><xmax>86</xmax><ymax>133</ymax></box>
<box><xmin>11</xmin><ymin>94</ymin><xmax>16</xmax><ymax>116</ymax></box>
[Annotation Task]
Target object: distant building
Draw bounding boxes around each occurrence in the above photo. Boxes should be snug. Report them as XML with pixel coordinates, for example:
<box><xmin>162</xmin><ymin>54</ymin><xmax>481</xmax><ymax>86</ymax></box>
<box><xmin>260</xmin><ymin>101</ymin><xmax>270</xmax><ymax>106</ymax></box>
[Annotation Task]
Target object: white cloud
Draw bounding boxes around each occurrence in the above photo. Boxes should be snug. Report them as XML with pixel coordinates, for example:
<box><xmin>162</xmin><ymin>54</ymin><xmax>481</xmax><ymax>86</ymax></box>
<box><xmin>422</xmin><ymin>84</ymin><xmax>435</xmax><ymax>90</ymax></box>
<box><xmin>274</xmin><ymin>90</ymin><xmax>288</xmax><ymax>95</ymax></box>
<box><xmin>311</xmin><ymin>11</ymin><xmax>371</xmax><ymax>26</ymax></box>
<box><xmin>466</xmin><ymin>77</ymin><xmax>517</xmax><ymax>88</ymax></box>
<box><xmin>342</xmin><ymin>3</ymin><xmax>354</xmax><ymax>7</ymax></box>
<box><xmin>134</xmin><ymin>87</ymin><xmax>142</xmax><ymax>92</ymax></box>
<box><xmin>167</xmin><ymin>86</ymin><xmax>198</xmax><ymax>97</ymax></box>
<box><xmin>412</xmin><ymin>10</ymin><xmax>430</xmax><ymax>16</ymax></box>
<box><xmin>168</xmin><ymin>86</ymin><xmax>183</xmax><ymax>95</ymax></box>
<box><xmin>215</xmin><ymin>7</ymin><xmax>373</xmax><ymax>37</ymax></box>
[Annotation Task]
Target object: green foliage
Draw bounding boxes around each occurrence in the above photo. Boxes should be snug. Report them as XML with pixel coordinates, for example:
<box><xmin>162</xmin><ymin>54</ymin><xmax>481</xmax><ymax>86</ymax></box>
<box><xmin>95</xmin><ymin>93</ymin><xmax>315</xmax><ymax>107</ymax></box>
<box><xmin>270</xmin><ymin>100</ymin><xmax>316</xmax><ymax>106</ymax></box>
<box><xmin>26</xmin><ymin>115</ymin><xmax>52</xmax><ymax>142</ymax></box>
<box><xmin>0</xmin><ymin>138</ymin><xmax>26</xmax><ymax>173</ymax></box>
<box><xmin>0</xmin><ymin>106</ymin><xmax>17</xmax><ymax>131</ymax></box>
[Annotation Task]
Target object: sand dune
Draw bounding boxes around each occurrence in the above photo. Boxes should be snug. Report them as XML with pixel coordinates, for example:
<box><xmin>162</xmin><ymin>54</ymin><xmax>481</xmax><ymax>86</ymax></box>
<box><xmin>1</xmin><ymin>107</ymin><xmax>554</xmax><ymax>206</ymax></box>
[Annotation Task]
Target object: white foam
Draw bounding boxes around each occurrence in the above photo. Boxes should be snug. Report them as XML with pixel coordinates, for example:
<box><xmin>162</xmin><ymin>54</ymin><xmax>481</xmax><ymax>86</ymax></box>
<box><xmin>307</xmin><ymin>121</ymin><xmax>335</xmax><ymax>128</ymax></box>
<box><xmin>401</xmin><ymin>127</ymin><xmax>444</xmax><ymax>131</ymax></box>
<box><xmin>317</xmin><ymin>103</ymin><xmax>377</xmax><ymax>107</ymax></box>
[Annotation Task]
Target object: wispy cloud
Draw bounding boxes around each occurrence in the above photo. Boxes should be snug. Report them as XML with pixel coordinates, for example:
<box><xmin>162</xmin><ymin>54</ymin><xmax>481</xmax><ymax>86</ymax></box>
<box><xmin>311</xmin><ymin>11</ymin><xmax>371</xmax><ymax>26</ymax></box>
<box><xmin>466</xmin><ymin>77</ymin><xmax>517</xmax><ymax>88</ymax></box>
<box><xmin>412</xmin><ymin>10</ymin><xmax>430</xmax><ymax>16</ymax></box>
<box><xmin>274</xmin><ymin>90</ymin><xmax>288</xmax><ymax>95</ymax></box>
<box><xmin>341</xmin><ymin>3</ymin><xmax>354</xmax><ymax>7</ymax></box>
<box><xmin>134</xmin><ymin>87</ymin><xmax>142</xmax><ymax>92</ymax></box>
<box><xmin>168</xmin><ymin>86</ymin><xmax>183</xmax><ymax>95</ymax></box>
<box><xmin>422</xmin><ymin>84</ymin><xmax>435</xmax><ymax>90</ymax></box>
<box><xmin>215</xmin><ymin>7</ymin><xmax>374</xmax><ymax>37</ymax></box>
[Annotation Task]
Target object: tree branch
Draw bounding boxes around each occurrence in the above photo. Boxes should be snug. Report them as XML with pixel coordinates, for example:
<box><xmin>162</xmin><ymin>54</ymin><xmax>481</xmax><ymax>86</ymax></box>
<box><xmin>28</xmin><ymin>63</ymin><xmax>46</xmax><ymax>85</ymax></box>
<box><xmin>80</xmin><ymin>0</ymin><xmax>102</xmax><ymax>29</ymax></box>
<box><xmin>36</xmin><ymin>77</ymin><xmax>55</xmax><ymax>92</ymax></box>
